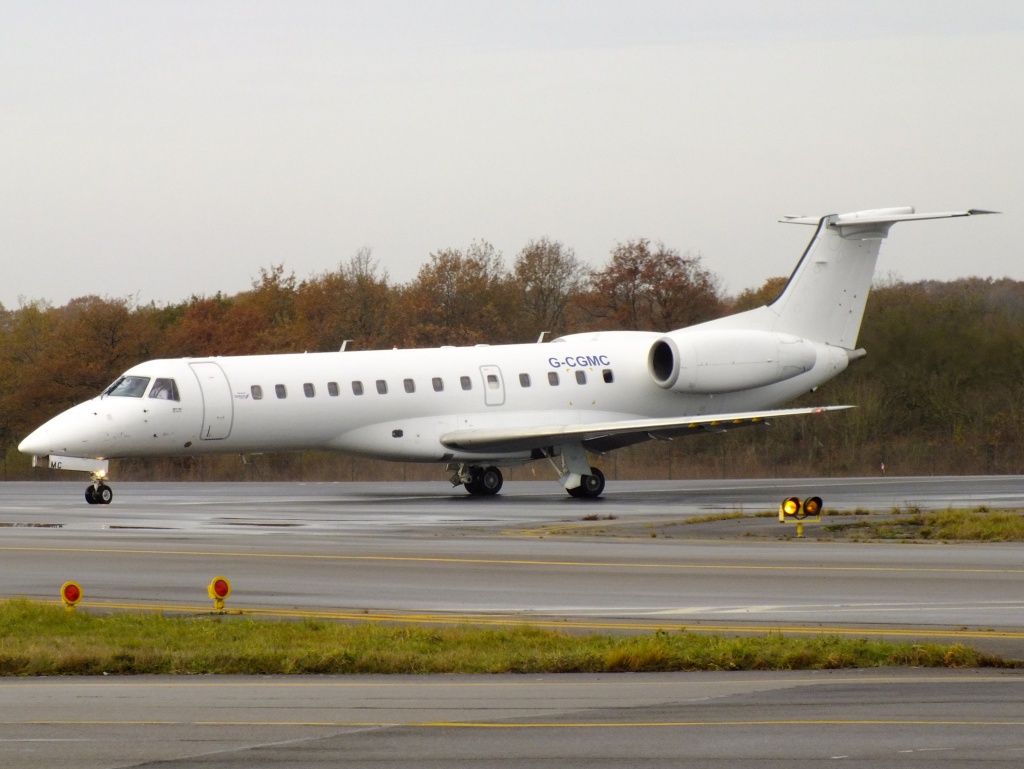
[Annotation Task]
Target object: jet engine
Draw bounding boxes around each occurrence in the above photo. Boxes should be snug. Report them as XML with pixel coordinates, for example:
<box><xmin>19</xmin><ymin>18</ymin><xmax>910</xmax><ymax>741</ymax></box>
<box><xmin>648</xmin><ymin>330</ymin><xmax>817</xmax><ymax>394</ymax></box>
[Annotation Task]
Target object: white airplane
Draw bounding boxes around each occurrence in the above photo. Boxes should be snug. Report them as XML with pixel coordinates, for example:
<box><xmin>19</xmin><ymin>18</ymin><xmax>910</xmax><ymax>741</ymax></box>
<box><xmin>19</xmin><ymin>206</ymin><xmax>992</xmax><ymax>504</ymax></box>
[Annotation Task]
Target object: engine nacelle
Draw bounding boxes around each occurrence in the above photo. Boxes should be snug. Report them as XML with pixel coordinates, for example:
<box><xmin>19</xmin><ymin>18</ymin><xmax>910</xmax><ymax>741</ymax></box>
<box><xmin>648</xmin><ymin>330</ymin><xmax>817</xmax><ymax>394</ymax></box>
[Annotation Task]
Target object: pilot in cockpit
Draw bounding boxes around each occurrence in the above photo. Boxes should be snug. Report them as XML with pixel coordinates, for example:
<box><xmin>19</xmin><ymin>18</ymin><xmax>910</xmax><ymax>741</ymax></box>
<box><xmin>148</xmin><ymin>378</ymin><xmax>180</xmax><ymax>401</ymax></box>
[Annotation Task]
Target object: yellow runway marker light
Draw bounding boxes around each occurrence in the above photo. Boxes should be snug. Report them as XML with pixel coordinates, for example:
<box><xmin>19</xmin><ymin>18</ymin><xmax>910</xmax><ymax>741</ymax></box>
<box><xmin>781</xmin><ymin>497</ymin><xmax>801</xmax><ymax>519</ymax></box>
<box><xmin>803</xmin><ymin>496</ymin><xmax>823</xmax><ymax>517</ymax></box>
<box><xmin>779</xmin><ymin>496</ymin><xmax>823</xmax><ymax>537</ymax></box>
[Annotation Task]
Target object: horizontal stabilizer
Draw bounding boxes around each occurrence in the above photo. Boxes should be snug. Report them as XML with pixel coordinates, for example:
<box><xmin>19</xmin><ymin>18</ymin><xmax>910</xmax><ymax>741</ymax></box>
<box><xmin>440</xmin><ymin>405</ymin><xmax>852</xmax><ymax>454</ymax></box>
<box><xmin>781</xmin><ymin>207</ymin><xmax>998</xmax><ymax>227</ymax></box>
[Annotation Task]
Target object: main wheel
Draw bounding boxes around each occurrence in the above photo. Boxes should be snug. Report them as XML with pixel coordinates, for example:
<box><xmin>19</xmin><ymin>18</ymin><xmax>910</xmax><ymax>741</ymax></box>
<box><xmin>85</xmin><ymin>485</ymin><xmax>98</xmax><ymax>504</ymax></box>
<box><xmin>97</xmin><ymin>484</ymin><xmax>113</xmax><ymax>505</ymax></box>
<box><xmin>479</xmin><ymin>466</ymin><xmax>503</xmax><ymax>496</ymax></box>
<box><xmin>567</xmin><ymin>467</ymin><xmax>605</xmax><ymax>499</ymax></box>
<box><xmin>464</xmin><ymin>466</ymin><xmax>503</xmax><ymax>496</ymax></box>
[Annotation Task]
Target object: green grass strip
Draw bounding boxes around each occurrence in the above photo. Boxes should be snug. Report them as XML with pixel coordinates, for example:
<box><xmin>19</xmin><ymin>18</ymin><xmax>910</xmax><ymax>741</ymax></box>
<box><xmin>824</xmin><ymin>507</ymin><xmax>1024</xmax><ymax>541</ymax></box>
<box><xmin>0</xmin><ymin>599</ymin><xmax>1016</xmax><ymax>675</ymax></box>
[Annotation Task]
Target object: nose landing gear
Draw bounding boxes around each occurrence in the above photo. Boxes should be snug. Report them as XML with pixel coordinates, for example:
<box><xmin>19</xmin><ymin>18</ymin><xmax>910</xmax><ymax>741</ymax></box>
<box><xmin>85</xmin><ymin>473</ymin><xmax>113</xmax><ymax>505</ymax></box>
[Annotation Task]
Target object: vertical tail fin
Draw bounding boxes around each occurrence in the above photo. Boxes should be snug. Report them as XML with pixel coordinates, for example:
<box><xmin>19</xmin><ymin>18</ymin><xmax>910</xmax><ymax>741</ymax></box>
<box><xmin>700</xmin><ymin>207</ymin><xmax>995</xmax><ymax>348</ymax></box>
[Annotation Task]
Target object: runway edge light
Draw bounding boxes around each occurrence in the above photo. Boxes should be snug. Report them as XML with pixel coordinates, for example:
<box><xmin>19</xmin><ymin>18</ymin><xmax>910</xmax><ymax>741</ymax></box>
<box><xmin>61</xmin><ymin>581</ymin><xmax>82</xmax><ymax>612</ymax></box>
<box><xmin>207</xmin><ymin>576</ymin><xmax>232</xmax><ymax>612</ymax></box>
<box><xmin>778</xmin><ymin>496</ymin><xmax>824</xmax><ymax>538</ymax></box>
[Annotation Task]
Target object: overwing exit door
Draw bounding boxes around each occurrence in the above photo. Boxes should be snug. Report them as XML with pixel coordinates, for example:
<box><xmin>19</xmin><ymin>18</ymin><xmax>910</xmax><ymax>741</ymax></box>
<box><xmin>480</xmin><ymin>365</ymin><xmax>505</xmax><ymax>406</ymax></box>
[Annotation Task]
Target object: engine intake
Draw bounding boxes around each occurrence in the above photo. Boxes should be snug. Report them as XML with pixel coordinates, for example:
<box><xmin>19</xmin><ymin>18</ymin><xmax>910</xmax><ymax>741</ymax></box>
<box><xmin>648</xmin><ymin>330</ymin><xmax>817</xmax><ymax>394</ymax></box>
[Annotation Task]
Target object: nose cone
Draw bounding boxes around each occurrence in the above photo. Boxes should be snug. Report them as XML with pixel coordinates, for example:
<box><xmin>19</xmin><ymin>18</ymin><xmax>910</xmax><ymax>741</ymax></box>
<box><xmin>18</xmin><ymin>402</ymin><xmax>106</xmax><ymax>458</ymax></box>
<box><xmin>17</xmin><ymin>425</ymin><xmax>50</xmax><ymax>457</ymax></box>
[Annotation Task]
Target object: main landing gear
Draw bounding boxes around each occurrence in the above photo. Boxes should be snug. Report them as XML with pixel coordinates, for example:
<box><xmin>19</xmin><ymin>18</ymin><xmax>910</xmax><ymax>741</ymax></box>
<box><xmin>85</xmin><ymin>474</ymin><xmax>113</xmax><ymax>505</ymax></box>
<box><xmin>450</xmin><ymin>464</ymin><xmax>504</xmax><ymax>496</ymax></box>
<box><xmin>450</xmin><ymin>461</ymin><xmax>606</xmax><ymax>499</ymax></box>
<box><xmin>566</xmin><ymin>467</ymin><xmax>605</xmax><ymax>499</ymax></box>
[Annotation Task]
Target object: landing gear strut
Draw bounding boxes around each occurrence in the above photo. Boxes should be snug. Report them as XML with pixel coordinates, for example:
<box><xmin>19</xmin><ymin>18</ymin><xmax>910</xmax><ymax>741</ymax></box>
<box><xmin>452</xmin><ymin>464</ymin><xmax>504</xmax><ymax>496</ymax></box>
<box><xmin>85</xmin><ymin>474</ymin><xmax>113</xmax><ymax>505</ymax></box>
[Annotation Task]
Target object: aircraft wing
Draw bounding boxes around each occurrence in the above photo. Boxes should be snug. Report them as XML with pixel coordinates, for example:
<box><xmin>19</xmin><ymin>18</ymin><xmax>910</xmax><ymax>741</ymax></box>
<box><xmin>439</xmin><ymin>405</ymin><xmax>852</xmax><ymax>454</ymax></box>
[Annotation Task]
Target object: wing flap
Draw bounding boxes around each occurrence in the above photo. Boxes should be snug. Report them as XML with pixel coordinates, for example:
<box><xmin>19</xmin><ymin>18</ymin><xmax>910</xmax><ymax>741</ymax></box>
<box><xmin>439</xmin><ymin>405</ymin><xmax>852</xmax><ymax>454</ymax></box>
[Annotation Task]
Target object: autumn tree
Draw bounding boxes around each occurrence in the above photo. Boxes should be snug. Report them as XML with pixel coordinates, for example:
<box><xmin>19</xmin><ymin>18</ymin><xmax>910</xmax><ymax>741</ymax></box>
<box><xmin>295</xmin><ymin>247</ymin><xmax>393</xmax><ymax>352</ymax></box>
<box><xmin>0</xmin><ymin>300</ymin><xmax>58</xmax><ymax>451</ymax></box>
<box><xmin>583</xmin><ymin>240</ymin><xmax>724</xmax><ymax>331</ymax></box>
<box><xmin>0</xmin><ymin>296</ymin><xmax>163</xmax><ymax>447</ymax></box>
<box><xmin>729</xmin><ymin>276</ymin><xmax>788</xmax><ymax>313</ymax></box>
<box><xmin>397</xmin><ymin>241</ymin><xmax>516</xmax><ymax>346</ymax></box>
<box><xmin>164</xmin><ymin>265</ymin><xmax>301</xmax><ymax>356</ymax></box>
<box><xmin>163</xmin><ymin>293</ymin><xmax>237</xmax><ymax>356</ymax></box>
<box><xmin>238</xmin><ymin>264</ymin><xmax>300</xmax><ymax>353</ymax></box>
<box><xmin>509</xmin><ymin>238</ymin><xmax>587</xmax><ymax>339</ymax></box>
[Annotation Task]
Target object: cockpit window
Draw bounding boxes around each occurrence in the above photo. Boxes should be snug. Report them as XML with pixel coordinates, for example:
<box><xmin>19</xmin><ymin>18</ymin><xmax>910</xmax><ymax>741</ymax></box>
<box><xmin>148</xmin><ymin>378</ymin><xmax>180</xmax><ymax>401</ymax></box>
<box><xmin>103</xmin><ymin>376</ymin><xmax>151</xmax><ymax>398</ymax></box>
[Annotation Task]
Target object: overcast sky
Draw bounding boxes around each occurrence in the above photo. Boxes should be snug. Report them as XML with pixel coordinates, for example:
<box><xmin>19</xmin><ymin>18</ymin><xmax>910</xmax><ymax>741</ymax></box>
<box><xmin>2</xmin><ymin>1</ymin><xmax>1021</xmax><ymax>310</ymax></box>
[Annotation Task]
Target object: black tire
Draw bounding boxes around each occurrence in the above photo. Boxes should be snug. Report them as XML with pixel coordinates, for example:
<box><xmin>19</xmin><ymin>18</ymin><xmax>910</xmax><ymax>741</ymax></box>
<box><xmin>567</xmin><ymin>467</ymin><xmax>605</xmax><ymax>499</ymax></box>
<box><xmin>480</xmin><ymin>466</ymin><xmax>503</xmax><ymax>495</ymax></box>
<box><xmin>98</xmin><ymin>484</ymin><xmax>113</xmax><ymax>505</ymax></box>
<box><xmin>464</xmin><ymin>467</ymin><xmax>484</xmax><ymax>495</ymax></box>
<box><xmin>85</xmin><ymin>486</ymin><xmax>98</xmax><ymax>504</ymax></box>
<box><xmin>464</xmin><ymin>466</ymin><xmax>503</xmax><ymax>496</ymax></box>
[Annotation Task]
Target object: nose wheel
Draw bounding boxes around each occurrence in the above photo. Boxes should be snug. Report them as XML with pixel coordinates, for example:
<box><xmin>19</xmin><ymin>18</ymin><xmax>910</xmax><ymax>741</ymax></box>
<box><xmin>85</xmin><ymin>481</ymin><xmax>113</xmax><ymax>505</ymax></box>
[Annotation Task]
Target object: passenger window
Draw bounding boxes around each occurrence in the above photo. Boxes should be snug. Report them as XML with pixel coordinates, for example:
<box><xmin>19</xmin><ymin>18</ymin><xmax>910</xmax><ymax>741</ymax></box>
<box><xmin>251</xmin><ymin>385</ymin><xmax>263</xmax><ymax>400</ymax></box>
<box><xmin>149</xmin><ymin>378</ymin><xmax>180</xmax><ymax>401</ymax></box>
<box><xmin>460</xmin><ymin>376</ymin><xmax>472</xmax><ymax>391</ymax></box>
<box><xmin>519</xmin><ymin>373</ymin><xmax>531</xmax><ymax>387</ymax></box>
<box><xmin>548</xmin><ymin>372</ymin><xmax>560</xmax><ymax>386</ymax></box>
<box><xmin>404</xmin><ymin>378</ymin><xmax>415</xmax><ymax>393</ymax></box>
<box><xmin>602</xmin><ymin>369</ymin><xmax>614</xmax><ymax>384</ymax></box>
<box><xmin>432</xmin><ymin>377</ymin><xmax>444</xmax><ymax>392</ymax></box>
<box><xmin>275</xmin><ymin>384</ymin><xmax>287</xmax><ymax>399</ymax></box>
<box><xmin>303</xmin><ymin>383</ymin><xmax>315</xmax><ymax>398</ymax></box>
<box><xmin>327</xmin><ymin>382</ymin><xmax>339</xmax><ymax>397</ymax></box>
<box><xmin>104</xmin><ymin>376</ymin><xmax>150</xmax><ymax>398</ymax></box>
<box><xmin>376</xmin><ymin>379</ymin><xmax>388</xmax><ymax>395</ymax></box>
<box><xmin>486</xmin><ymin>374</ymin><xmax>499</xmax><ymax>389</ymax></box>
<box><xmin>575</xmin><ymin>371</ymin><xmax>587</xmax><ymax>385</ymax></box>
<box><xmin>352</xmin><ymin>381</ymin><xmax>364</xmax><ymax>396</ymax></box>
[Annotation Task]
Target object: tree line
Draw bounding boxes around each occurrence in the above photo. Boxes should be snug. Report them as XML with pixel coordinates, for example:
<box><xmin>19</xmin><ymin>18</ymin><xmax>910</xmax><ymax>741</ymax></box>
<box><xmin>2</xmin><ymin>237</ymin><xmax>1021</xmax><ymax>481</ymax></box>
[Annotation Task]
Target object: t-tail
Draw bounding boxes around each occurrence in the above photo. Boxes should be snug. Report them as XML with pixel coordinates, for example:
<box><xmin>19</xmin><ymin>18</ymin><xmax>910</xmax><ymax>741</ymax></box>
<box><xmin>697</xmin><ymin>207</ymin><xmax>996</xmax><ymax>349</ymax></box>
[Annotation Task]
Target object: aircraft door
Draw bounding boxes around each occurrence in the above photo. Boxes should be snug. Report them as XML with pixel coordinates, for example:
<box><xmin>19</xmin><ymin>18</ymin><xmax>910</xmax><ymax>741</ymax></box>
<box><xmin>479</xmin><ymin>365</ymin><xmax>505</xmax><ymax>406</ymax></box>
<box><xmin>189</xmin><ymin>362</ymin><xmax>234</xmax><ymax>440</ymax></box>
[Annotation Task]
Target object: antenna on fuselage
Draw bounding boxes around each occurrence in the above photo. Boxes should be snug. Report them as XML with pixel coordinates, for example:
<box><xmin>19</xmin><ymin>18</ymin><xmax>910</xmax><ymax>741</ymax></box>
<box><xmin>536</xmin><ymin>331</ymin><xmax>549</xmax><ymax>344</ymax></box>
<box><xmin>340</xmin><ymin>340</ymin><xmax>353</xmax><ymax>351</ymax></box>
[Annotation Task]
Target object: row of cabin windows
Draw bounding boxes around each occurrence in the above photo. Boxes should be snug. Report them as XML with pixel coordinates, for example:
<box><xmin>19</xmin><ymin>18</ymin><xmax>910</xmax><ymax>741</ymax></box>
<box><xmin>249</xmin><ymin>369</ymin><xmax>614</xmax><ymax>401</ymax></box>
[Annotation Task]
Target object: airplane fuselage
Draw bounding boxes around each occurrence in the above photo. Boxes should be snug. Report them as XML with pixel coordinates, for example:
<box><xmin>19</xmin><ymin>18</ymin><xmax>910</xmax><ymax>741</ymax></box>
<box><xmin>25</xmin><ymin>331</ymin><xmax>845</xmax><ymax>465</ymax></box>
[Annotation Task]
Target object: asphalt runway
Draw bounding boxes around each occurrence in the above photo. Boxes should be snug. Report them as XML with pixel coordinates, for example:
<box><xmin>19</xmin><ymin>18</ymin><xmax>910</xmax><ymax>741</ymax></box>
<box><xmin>3</xmin><ymin>477</ymin><xmax>1024</xmax><ymax>766</ymax></box>
<box><xmin>3</xmin><ymin>670</ymin><xmax>1024</xmax><ymax>768</ymax></box>
<box><xmin>2</xmin><ymin>478</ymin><xmax>1024</xmax><ymax>638</ymax></box>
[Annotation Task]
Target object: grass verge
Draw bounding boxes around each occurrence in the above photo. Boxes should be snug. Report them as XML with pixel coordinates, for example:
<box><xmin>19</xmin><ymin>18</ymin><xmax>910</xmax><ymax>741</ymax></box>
<box><xmin>0</xmin><ymin>599</ymin><xmax>1016</xmax><ymax>675</ymax></box>
<box><xmin>824</xmin><ymin>507</ymin><xmax>1024</xmax><ymax>541</ymax></box>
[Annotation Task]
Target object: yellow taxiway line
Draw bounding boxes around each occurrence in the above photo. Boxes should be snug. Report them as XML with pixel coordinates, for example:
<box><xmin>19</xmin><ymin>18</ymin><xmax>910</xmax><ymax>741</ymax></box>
<box><xmin>2</xmin><ymin>544</ymin><xmax>1022</xmax><ymax>574</ymax></box>
<box><xmin>7</xmin><ymin>718</ymin><xmax>1024</xmax><ymax>728</ymax></box>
